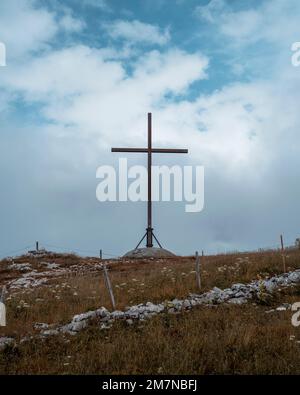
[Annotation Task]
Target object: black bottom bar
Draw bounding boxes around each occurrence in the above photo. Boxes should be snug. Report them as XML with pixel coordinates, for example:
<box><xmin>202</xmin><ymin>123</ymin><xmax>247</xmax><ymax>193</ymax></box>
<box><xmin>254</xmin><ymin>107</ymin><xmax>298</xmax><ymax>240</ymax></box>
<box><xmin>0</xmin><ymin>375</ymin><xmax>295</xmax><ymax>393</ymax></box>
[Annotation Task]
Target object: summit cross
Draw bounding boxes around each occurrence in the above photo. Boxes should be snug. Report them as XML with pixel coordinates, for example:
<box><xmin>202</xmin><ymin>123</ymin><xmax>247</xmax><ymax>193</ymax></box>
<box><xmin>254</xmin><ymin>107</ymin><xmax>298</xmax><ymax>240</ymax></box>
<box><xmin>111</xmin><ymin>113</ymin><xmax>188</xmax><ymax>249</ymax></box>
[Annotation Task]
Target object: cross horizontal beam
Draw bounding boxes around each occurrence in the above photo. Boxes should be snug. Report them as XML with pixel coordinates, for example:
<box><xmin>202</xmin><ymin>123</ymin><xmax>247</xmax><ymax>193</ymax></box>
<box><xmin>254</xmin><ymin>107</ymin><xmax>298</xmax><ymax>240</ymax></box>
<box><xmin>111</xmin><ymin>148</ymin><xmax>188</xmax><ymax>154</ymax></box>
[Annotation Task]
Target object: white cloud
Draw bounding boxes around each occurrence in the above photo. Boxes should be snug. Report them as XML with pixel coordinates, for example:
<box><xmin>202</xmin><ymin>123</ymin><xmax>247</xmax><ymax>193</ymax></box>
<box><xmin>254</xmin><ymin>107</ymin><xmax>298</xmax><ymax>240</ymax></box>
<box><xmin>195</xmin><ymin>0</ymin><xmax>300</xmax><ymax>47</ymax></box>
<box><xmin>195</xmin><ymin>0</ymin><xmax>226</xmax><ymax>23</ymax></box>
<box><xmin>2</xmin><ymin>45</ymin><xmax>125</xmax><ymax>100</ymax></box>
<box><xmin>1</xmin><ymin>47</ymin><xmax>207</xmax><ymax>144</ymax></box>
<box><xmin>220</xmin><ymin>9</ymin><xmax>262</xmax><ymax>41</ymax></box>
<box><xmin>0</xmin><ymin>0</ymin><xmax>58</xmax><ymax>59</ymax></box>
<box><xmin>59</xmin><ymin>14</ymin><xmax>86</xmax><ymax>33</ymax></box>
<box><xmin>2</xmin><ymin>11</ymin><xmax>299</xmax><ymax>183</ymax></box>
<box><xmin>82</xmin><ymin>0</ymin><xmax>111</xmax><ymax>11</ymax></box>
<box><xmin>104</xmin><ymin>19</ymin><xmax>171</xmax><ymax>46</ymax></box>
<box><xmin>0</xmin><ymin>0</ymin><xmax>86</xmax><ymax>61</ymax></box>
<box><xmin>4</xmin><ymin>31</ymin><xmax>296</xmax><ymax>185</ymax></box>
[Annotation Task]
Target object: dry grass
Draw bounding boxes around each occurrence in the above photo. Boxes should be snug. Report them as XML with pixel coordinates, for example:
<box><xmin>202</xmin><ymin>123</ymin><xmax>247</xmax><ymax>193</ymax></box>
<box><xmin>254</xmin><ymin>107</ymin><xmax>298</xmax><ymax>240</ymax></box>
<box><xmin>0</xmin><ymin>248</ymin><xmax>300</xmax><ymax>374</ymax></box>
<box><xmin>2</xmin><ymin>295</ymin><xmax>300</xmax><ymax>374</ymax></box>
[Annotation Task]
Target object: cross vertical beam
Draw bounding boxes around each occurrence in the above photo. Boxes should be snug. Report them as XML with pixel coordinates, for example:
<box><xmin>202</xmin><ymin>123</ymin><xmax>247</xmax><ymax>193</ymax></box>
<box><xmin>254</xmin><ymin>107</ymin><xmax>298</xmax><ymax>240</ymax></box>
<box><xmin>147</xmin><ymin>113</ymin><xmax>153</xmax><ymax>247</ymax></box>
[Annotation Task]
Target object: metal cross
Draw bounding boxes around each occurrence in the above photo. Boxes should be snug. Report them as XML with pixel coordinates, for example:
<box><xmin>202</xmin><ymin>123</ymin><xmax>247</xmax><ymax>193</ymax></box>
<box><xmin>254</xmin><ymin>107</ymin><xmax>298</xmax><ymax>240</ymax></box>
<box><xmin>111</xmin><ymin>113</ymin><xmax>188</xmax><ymax>249</ymax></box>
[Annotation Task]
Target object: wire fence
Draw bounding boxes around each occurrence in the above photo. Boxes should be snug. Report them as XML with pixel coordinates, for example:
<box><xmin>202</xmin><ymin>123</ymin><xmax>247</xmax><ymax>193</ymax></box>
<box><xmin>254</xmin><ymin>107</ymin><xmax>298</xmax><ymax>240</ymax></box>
<box><xmin>42</xmin><ymin>243</ymin><xmax>120</xmax><ymax>259</ymax></box>
<box><xmin>0</xmin><ymin>237</ymin><xmax>299</xmax><ymax>261</ymax></box>
<box><xmin>0</xmin><ymin>242</ymin><xmax>121</xmax><ymax>260</ymax></box>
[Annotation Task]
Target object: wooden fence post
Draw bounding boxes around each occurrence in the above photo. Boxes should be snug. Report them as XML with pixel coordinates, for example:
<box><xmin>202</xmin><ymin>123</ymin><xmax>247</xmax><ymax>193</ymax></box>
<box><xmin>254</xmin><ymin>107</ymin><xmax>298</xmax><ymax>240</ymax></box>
<box><xmin>195</xmin><ymin>251</ymin><xmax>201</xmax><ymax>291</ymax></box>
<box><xmin>102</xmin><ymin>264</ymin><xmax>116</xmax><ymax>310</ymax></box>
<box><xmin>280</xmin><ymin>234</ymin><xmax>287</xmax><ymax>272</ymax></box>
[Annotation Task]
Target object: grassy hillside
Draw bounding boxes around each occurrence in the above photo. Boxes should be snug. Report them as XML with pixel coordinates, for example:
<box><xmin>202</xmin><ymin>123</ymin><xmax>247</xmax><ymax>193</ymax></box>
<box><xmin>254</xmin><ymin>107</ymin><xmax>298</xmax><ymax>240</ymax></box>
<box><xmin>0</xmin><ymin>248</ymin><xmax>300</xmax><ymax>374</ymax></box>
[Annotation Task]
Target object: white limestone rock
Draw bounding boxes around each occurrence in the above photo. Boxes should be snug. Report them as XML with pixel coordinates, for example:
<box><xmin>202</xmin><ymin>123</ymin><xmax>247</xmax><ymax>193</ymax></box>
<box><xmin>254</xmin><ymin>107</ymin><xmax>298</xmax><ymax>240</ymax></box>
<box><xmin>145</xmin><ymin>302</ymin><xmax>164</xmax><ymax>313</ymax></box>
<box><xmin>228</xmin><ymin>297</ymin><xmax>248</xmax><ymax>305</ymax></box>
<box><xmin>35</xmin><ymin>268</ymin><xmax>300</xmax><ymax>338</ymax></box>
<box><xmin>276</xmin><ymin>306</ymin><xmax>287</xmax><ymax>311</ymax></box>
<box><xmin>100</xmin><ymin>323</ymin><xmax>111</xmax><ymax>330</ymax></box>
<box><xmin>0</xmin><ymin>337</ymin><xmax>14</xmax><ymax>350</ymax></box>
<box><xmin>287</xmin><ymin>271</ymin><xmax>300</xmax><ymax>283</ymax></box>
<box><xmin>125</xmin><ymin>309</ymin><xmax>140</xmax><ymax>319</ymax></box>
<box><xmin>95</xmin><ymin>307</ymin><xmax>110</xmax><ymax>318</ymax></box>
<box><xmin>8</xmin><ymin>263</ymin><xmax>31</xmax><ymax>272</ymax></box>
<box><xmin>72</xmin><ymin>311</ymin><xmax>96</xmax><ymax>322</ymax></box>
<box><xmin>68</xmin><ymin>320</ymin><xmax>87</xmax><ymax>332</ymax></box>
<box><xmin>111</xmin><ymin>311</ymin><xmax>125</xmax><ymax>319</ymax></box>
<box><xmin>41</xmin><ymin>329</ymin><xmax>59</xmax><ymax>337</ymax></box>
<box><xmin>34</xmin><ymin>322</ymin><xmax>49</xmax><ymax>330</ymax></box>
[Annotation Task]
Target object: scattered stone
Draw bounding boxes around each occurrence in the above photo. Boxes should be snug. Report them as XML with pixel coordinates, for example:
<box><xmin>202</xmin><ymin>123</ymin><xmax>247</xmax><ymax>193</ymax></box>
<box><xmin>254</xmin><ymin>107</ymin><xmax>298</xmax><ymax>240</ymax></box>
<box><xmin>10</xmin><ymin>276</ymin><xmax>48</xmax><ymax>289</ymax></box>
<box><xmin>41</xmin><ymin>329</ymin><xmax>59</xmax><ymax>337</ymax></box>
<box><xmin>228</xmin><ymin>297</ymin><xmax>248</xmax><ymax>305</ymax></box>
<box><xmin>40</xmin><ymin>262</ymin><xmax>59</xmax><ymax>270</ymax></box>
<box><xmin>265</xmin><ymin>309</ymin><xmax>275</xmax><ymax>314</ymax></box>
<box><xmin>69</xmin><ymin>320</ymin><xmax>87</xmax><ymax>332</ymax></box>
<box><xmin>73</xmin><ymin>311</ymin><xmax>95</xmax><ymax>322</ymax></box>
<box><xmin>100</xmin><ymin>323</ymin><xmax>111</xmax><ymax>330</ymax></box>
<box><xmin>20</xmin><ymin>336</ymin><xmax>34</xmax><ymax>344</ymax></box>
<box><xmin>111</xmin><ymin>311</ymin><xmax>125</xmax><ymax>319</ymax></box>
<box><xmin>182</xmin><ymin>300</ymin><xmax>191</xmax><ymax>309</ymax></box>
<box><xmin>277</xmin><ymin>306</ymin><xmax>286</xmax><ymax>311</ymax></box>
<box><xmin>8</xmin><ymin>263</ymin><xmax>31</xmax><ymax>272</ymax></box>
<box><xmin>0</xmin><ymin>337</ymin><xmax>14</xmax><ymax>350</ymax></box>
<box><xmin>287</xmin><ymin>272</ymin><xmax>300</xmax><ymax>283</ymax></box>
<box><xmin>34</xmin><ymin>322</ymin><xmax>49</xmax><ymax>330</ymax></box>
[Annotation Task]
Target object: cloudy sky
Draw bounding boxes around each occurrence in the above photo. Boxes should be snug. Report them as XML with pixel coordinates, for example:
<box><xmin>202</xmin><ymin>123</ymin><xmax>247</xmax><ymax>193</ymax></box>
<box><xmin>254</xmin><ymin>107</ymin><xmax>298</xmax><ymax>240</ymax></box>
<box><xmin>0</xmin><ymin>0</ymin><xmax>299</xmax><ymax>258</ymax></box>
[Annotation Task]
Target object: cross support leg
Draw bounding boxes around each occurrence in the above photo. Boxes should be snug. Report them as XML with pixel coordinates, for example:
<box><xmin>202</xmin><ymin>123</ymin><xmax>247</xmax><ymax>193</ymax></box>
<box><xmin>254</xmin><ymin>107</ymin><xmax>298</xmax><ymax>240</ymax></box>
<box><xmin>135</xmin><ymin>232</ymin><xmax>147</xmax><ymax>250</ymax></box>
<box><xmin>152</xmin><ymin>231</ymin><xmax>163</xmax><ymax>249</ymax></box>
